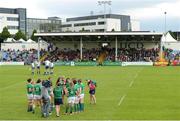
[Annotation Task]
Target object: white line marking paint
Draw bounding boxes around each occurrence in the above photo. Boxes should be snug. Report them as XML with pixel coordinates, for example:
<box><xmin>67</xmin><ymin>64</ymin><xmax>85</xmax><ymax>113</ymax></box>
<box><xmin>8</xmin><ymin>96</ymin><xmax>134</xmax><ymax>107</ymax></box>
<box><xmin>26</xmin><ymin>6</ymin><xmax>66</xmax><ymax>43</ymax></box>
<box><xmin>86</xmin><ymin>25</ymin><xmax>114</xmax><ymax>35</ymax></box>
<box><xmin>118</xmin><ymin>94</ymin><xmax>126</xmax><ymax>106</ymax></box>
<box><xmin>128</xmin><ymin>67</ymin><xmax>144</xmax><ymax>88</ymax></box>
<box><xmin>129</xmin><ymin>80</ymin><xmax>134</xmax><ymax>87</ymax></box>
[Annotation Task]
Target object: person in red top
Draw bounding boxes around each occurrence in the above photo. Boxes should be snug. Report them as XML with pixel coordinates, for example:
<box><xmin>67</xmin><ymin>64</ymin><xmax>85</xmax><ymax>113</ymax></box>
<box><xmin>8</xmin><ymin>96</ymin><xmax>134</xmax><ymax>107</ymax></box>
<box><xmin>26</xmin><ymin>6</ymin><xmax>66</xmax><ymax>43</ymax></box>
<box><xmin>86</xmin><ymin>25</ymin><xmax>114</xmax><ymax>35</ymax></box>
<box><xmin>88</xmin><ymin>80</ymin><xmax>96</xmax><ymax>104</ymax></box>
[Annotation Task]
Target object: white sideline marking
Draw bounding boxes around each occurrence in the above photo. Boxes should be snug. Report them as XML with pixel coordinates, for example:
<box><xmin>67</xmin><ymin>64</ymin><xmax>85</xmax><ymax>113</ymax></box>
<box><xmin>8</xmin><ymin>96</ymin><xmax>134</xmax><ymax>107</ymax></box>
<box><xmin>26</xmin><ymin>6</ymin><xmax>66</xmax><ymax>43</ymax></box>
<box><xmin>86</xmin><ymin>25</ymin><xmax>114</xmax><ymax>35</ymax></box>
<box><xmin>128</xmin><ymin>67</ymin><xmax>143</xmax><ymax>88</ymax></box>
<box><xmin>129</xmin><ymin>80</ymin><xmax>134</xmax><ymax>87</ymax></box>
<box><xmin>118</xmin><ymin>94</ymin><xmax>126</xmax><ymax>106</ymax></box>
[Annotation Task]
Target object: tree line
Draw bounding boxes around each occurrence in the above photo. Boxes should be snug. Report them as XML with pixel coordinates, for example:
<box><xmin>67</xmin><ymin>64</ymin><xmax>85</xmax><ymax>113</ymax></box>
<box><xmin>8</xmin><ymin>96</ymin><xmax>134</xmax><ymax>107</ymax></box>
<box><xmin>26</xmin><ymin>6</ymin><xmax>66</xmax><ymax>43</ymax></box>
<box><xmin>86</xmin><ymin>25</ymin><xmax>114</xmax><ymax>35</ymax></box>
<box><xmin>0</xmin><ymin>27</ymin><xmax>38</xmax><ymax>43</ymax></box>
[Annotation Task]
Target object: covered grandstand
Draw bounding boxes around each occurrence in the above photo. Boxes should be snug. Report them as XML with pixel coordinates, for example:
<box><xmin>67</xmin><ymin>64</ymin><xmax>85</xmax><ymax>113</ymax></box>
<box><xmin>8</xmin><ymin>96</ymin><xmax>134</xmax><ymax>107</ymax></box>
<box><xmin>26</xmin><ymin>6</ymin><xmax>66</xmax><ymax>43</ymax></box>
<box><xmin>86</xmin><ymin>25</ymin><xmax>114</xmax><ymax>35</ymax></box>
<box><xmin>35</xmin><ymin>32</ymin><xmax>163</xmax><ymax>65</ymax></box>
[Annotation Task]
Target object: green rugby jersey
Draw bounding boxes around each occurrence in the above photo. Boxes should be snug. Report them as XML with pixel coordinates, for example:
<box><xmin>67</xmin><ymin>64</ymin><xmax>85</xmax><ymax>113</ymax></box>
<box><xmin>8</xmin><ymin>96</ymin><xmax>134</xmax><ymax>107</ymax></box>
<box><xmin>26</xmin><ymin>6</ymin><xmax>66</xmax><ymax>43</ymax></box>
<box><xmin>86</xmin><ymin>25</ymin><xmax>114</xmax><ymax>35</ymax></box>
<box><xmin>34</xmin><ymin>84</ymin><xmax>41</xmax><ymax>95</ymax></box>
<box><xmin>53</xmin><ymin>86</ymin><xmax>63</xmax><ymax>99</ymax></box>
<box><xmin>67</xmin><ymin>87</ymin><xmax>75</xmax><ymax>97</ymax></box>
<box><xmin>27</xmin><ymin>83</ymin><xmax>33</xmax><ymax>94</ymax></box>
<box><xmin>74</xmin><ymin>83</ymin><xmax>80</xmax><ymax>92</ymax></box>
<box><xmin>80</xmin><ymin>83</ymin><xmax>85</xmax><ymax>94</ymax></box>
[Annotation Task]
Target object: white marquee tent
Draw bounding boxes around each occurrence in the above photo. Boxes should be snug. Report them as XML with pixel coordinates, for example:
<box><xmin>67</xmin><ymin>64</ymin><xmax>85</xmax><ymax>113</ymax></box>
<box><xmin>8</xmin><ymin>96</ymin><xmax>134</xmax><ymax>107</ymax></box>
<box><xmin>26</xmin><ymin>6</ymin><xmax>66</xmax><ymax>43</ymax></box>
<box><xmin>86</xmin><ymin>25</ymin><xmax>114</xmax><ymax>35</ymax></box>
<box><xmin>4</xmin><ymin>38</ymin><xmax>16</xmax><ymax>43</ymax></box>
<box><xmin>27</xmin><ymin>39</ymin><xmax>36</xmax><ymax>43</ymax></box>
<box><xmin>17</xmin><ymin>38</ymin><xmax>26</xmax><ymax>43</ymax></box>
<box><xmin>161</xmin><ymin>32</ymin><xmax>177</xmax><ymax>42</ymax></box>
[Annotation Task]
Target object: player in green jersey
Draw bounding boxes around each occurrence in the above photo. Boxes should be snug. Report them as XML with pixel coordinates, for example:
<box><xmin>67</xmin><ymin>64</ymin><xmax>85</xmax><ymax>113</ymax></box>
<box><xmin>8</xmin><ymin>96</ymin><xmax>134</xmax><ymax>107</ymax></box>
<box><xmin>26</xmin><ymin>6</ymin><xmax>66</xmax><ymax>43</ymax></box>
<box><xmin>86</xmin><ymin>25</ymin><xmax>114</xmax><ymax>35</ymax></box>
<box><xmin>26</xmin><ymin>78</ymin><xmax>34</xmax><ymax>112</ymax></box>
<box><xmin>65</xmin><ymin>81</ymin><xmax>75</xmax><ymax>115</ymax></box>
<box><xmin>73</xmin><ymin>79</ymin><xmax>81</xmax><ymax>113</ymax></box>
<box><xmin>78</xmin><ymin>79</ymin><xmax>85</xmax><ymax>112</ymax></box>
<box><xmin>53</xmin><ymin>81</ymin><xmax>63</xmax><ymax>117</ymax></box>
<box><xmin>34</xmin><ymin>79</ymin><xmax>42</xmax><ymax>111</ymax></box>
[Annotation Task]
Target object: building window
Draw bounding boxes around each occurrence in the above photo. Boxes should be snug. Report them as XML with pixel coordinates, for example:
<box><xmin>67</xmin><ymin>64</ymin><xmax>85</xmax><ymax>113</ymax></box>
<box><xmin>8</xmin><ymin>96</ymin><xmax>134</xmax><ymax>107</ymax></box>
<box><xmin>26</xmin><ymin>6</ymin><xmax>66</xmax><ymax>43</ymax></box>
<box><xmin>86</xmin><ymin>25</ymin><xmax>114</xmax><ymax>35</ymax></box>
<box><xmin>7</xmin><ymin>26</ymin><xmax>19</xmax><ymax>30</ymax></box>
<box><xmin>7</xmin><ymin>17</ymin><xmax>18</xmax><ymax>21</ymax></box>
<box><xmin>61</xmin><ymin>24</ymin><xmax>72</xmax><ymax>28</ymax></box>
<box><xmin>74</xmin><ymin>22</ymin><xmax>96</xmax><ymax>27</ymax></box>
<box><xmin>98</xmin><ymin>21</ymin><xmax>105</xmax><ymax>25</ymax></box>
<box><xmin>95</xmin><ymin>29</ymin><xmax>105</xmax><ymax>32</ymax></box>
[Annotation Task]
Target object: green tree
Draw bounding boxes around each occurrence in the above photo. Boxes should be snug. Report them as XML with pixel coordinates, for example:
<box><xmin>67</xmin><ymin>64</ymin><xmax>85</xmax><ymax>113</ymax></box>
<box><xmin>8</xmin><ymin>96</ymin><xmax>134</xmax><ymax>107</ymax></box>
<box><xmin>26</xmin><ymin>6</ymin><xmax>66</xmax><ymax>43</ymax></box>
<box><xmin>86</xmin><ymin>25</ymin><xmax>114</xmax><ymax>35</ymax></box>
<box><xmin>0</xmin><ymin>27</ymin><xmax>11</xmax><ymax>42</ymax></box>
<box><xmin>14</xmin><ymin>30</ymin><xmax>26</xmax><ymax>40</ymax></box>
<box><xmin>30</xmin><ymin>29</ymin><xmax>38</xmax><ymax>42</ymax></box>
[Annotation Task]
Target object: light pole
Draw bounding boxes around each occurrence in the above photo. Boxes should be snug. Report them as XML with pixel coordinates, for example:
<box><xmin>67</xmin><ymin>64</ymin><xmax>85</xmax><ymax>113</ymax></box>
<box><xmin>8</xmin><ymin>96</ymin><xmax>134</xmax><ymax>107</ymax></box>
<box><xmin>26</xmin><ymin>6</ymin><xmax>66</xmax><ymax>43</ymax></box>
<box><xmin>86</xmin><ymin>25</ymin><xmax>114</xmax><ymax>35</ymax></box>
<box><xmin>38</xmin><ymin>37</ymin><xmax>41</xmax><ymax>62</ymax></box>
<box><xmin>164</xmin><ymin>12</ymin><xmax>167</xmax><ymax>35</ymax></box>
<box><xmin>160</xmin><ymin>12</ymin><xmax>167</xmax><ymax>60</ymax></box>
<box><xmin>98</xmin><ymin>0</ymin><xmax>111</xmax><ymax>32</ymax></box>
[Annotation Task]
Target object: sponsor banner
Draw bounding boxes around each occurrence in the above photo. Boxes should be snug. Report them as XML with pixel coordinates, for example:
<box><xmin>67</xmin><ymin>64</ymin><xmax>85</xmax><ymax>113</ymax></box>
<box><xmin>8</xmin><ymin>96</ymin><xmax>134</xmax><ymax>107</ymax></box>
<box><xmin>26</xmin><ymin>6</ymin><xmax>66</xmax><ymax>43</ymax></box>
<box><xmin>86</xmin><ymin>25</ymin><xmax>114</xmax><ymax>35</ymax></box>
<box><xmin>54</xmin><ymin>61</ymin><xmax>71</xmax><ymax>66</ymax></box>
<box><xmin>55</xmin><ymin>61</ymin><xmax>122</xmax><ymax>66</ymax></box>
<box><xmin>122</xmin><ymin>62</ymin><xmax>153</xmax><ymax>66</ymax></box>
<box><xmin>103</xmin><ymin>61</ymin><xmax>122</xmax><ymax>66</ymax></box>
<box><xmin>0</xmin><ymin>62</ymin><xmax>24</xmax><ymax>65</ymax></box>
<box><xmin>75</xmin><ymin>62</ymin><xmax>97</xmax><ymax>66</ymax></box>
<box><xmin>154</xmin><ymin>62</ymin><xmax>168</xmax><ymax>66</ymax></box>
<box><xmin>55</xmin><ymin>61</ymin><xmax>97</xmax><ymax>66</ymax></box>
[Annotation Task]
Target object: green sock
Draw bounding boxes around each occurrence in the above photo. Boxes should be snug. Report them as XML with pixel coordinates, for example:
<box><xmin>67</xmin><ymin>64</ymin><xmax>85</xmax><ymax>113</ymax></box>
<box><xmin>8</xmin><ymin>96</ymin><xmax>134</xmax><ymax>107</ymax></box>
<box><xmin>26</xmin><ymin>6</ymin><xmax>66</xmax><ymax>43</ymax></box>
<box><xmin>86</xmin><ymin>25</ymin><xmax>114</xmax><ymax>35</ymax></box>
<box><xmin>79</xmin><ymin>103</ymin><xmax>82</xmax><ymax>111</ymax></box>
<box><xmin>70</xmin><ymin>106</ymin><xmax>73</xmax><ymax>113</ymax></box>
<box><xmin>27</xmin><ymin>105</ymin><xmax>30</xmax><ymax>112</ymax></box>
<box><xmin>29</xmin><ymin>105</ymin><xmax>33</xmax><ymax>112</ymax></box>
<box><xmin>66</xmin><ymin>105</ymin><xmax>69</xmax><ymax>113</ymax></box>
<box><xmin>76</xmin><ymin>104</ymin><xmax>78</xmax><ymax>112</ymax></box>
<box><xmin>82</xmin><ymin>103</ymin><xmax>84</xmax><ymax>111</ymax></box>
<box><xmin>74</xmin><ymin>105</ymin><xmax>77</xmax><ymax>112</ymax></box>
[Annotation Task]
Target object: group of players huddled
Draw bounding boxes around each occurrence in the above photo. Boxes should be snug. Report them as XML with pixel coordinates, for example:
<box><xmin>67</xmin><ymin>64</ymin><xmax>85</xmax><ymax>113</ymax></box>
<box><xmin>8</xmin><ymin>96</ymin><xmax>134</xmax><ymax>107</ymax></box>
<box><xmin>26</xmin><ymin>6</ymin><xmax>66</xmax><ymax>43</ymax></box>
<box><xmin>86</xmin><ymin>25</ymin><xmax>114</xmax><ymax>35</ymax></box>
<box><xmin>31</xmin><ymin>59</ymin><xmax>54</xmax><ymax>75</ymax></box>
<box><xmin>26</xmin><ymin>76</ymin><xmax>97</xmax><ymax>118</ymax></box>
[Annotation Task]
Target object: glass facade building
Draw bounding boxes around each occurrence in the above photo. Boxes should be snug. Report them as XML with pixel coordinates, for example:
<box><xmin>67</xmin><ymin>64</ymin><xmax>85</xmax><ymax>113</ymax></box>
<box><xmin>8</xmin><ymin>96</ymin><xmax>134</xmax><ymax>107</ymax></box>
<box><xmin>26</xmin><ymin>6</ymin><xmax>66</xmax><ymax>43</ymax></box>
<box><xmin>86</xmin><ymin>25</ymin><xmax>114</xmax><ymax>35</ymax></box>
<box><xmin>0</xmin><ymin>7</ymin><xmax>26</xmax><ymax>34</ymax></box>
<box><xmin>27</xmin><ymin>17</ymin><xmax>61</xmax><ymax>38</ymax></box>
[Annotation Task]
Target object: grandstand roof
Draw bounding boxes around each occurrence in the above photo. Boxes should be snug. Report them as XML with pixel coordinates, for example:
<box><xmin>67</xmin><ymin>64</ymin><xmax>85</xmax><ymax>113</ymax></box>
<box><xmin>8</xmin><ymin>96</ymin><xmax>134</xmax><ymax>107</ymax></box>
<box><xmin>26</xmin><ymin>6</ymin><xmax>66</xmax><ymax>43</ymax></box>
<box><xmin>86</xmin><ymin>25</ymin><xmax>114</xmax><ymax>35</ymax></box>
<box><xmin>35</xmin><ymin>32</ymin><xmax>163</xmax><ymax>42</ymax></box>
<box><xmin>35</xmin><ymin>32</ymin><xmax>163</xmax><ymax>36</ymax></box>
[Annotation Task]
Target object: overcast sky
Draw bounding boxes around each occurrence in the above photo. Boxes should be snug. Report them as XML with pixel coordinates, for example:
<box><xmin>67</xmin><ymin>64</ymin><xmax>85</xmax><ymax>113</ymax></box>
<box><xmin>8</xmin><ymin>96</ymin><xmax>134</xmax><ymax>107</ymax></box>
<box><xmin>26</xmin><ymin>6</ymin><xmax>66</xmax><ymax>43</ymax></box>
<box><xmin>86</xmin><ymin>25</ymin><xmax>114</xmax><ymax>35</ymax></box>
<box><xmin>1</xmin><ymin>0</ymin><xmax>180</xmax><ymax>32</ymax></box>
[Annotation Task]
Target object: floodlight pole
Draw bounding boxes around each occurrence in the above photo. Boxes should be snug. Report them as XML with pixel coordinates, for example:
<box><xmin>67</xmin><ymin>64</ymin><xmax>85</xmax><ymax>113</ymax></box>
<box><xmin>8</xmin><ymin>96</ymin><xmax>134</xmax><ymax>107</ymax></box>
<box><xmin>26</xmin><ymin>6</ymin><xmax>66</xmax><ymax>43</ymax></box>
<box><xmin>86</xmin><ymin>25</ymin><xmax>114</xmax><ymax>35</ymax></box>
<box><xmin>160</xmin><ymin>12</ymin><xmax>167</xmax><ymax>60</ymax></box>
<box><xmin>98</xmin><ymin>1</ymin><xmax>111</xmax><ymax>33</ymax></box>
<box><xmin>80</xmin><ymin>36</ymin><xmax>83</xmax><ymax>60</ymax></box>
<box><xmin>115</xmin><ymin>36</ymin><xmax>118</xmax><ymax>61</ymax></box>
<box><xmin>38</xmin><ymin>37</ymin><xmax>41</xmax><ymax>62</ymax></box>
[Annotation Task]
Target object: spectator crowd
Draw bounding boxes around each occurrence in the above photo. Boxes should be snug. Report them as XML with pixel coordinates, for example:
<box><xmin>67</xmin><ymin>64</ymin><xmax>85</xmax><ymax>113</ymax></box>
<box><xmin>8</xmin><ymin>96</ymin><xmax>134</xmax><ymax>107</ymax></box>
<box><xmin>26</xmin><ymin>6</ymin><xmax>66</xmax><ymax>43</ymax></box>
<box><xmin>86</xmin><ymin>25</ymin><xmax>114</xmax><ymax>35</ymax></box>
<box><xmin>0</xmin><ymin>47</ymin><xmax>162</xmax><ymax>63</ymax></box>
<box><xmin>0</xmin><ymin>49</ymin><xmax>47</xmax><ymax>64</ymax></box>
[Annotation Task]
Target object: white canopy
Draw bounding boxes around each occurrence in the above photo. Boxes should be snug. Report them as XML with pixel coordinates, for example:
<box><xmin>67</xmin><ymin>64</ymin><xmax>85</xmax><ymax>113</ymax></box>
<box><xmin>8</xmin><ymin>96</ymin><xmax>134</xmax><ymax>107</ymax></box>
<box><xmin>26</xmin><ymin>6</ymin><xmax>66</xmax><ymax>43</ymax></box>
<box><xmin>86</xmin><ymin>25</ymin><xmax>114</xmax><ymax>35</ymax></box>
<box><xmin>17</xmin><ymin>38</ymin><xmax>26</xmax><ymax>43</ymax></box>
<box><xmin>4</xmin><ymin>38</ymin><xmax>16</xmax><ymax>43</ymax></box>
<box><xmin>161</xmin><ymin>32</ymin><xmax>177</xmax><ymax>42</ymax></box>
<box><xmin>27</xmin><ymin>39</ymin><xmax>36</xmax><ymax>43</ymax></box>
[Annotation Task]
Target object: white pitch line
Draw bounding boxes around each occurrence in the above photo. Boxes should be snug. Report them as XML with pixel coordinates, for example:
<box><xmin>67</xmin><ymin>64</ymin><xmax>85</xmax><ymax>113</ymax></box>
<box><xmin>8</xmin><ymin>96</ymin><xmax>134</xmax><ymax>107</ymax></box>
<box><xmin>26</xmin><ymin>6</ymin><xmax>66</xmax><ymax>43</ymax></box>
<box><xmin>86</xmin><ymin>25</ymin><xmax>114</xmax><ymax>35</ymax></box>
<box><xmin>118</xmin><ymin>94</ymin><xmax>126</xmax><ymax>106</ymax></box>
<box><xmin>128</xmin><ymin>67</ymin><xmax>143</xmax><ymax>88</ymax></box>
<box><xmin>129</xmin><ymin>80</ymin><xmax>134</xmax><ymax>87</ymax></box>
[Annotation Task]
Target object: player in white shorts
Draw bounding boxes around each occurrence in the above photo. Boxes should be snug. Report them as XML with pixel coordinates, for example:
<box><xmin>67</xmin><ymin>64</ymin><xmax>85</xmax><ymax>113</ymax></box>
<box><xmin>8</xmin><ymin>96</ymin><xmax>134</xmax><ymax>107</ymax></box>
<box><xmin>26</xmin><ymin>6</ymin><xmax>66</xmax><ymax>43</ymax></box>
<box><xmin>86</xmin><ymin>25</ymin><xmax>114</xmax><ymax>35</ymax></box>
<box><xmin>49</xmin><ymin>62</ymin><xmax>54</xmax><ymax>75</ymax></box>
<box><xmin>26</xmin><ymin>78</ymin><xmax>34</xmax><ymax>112</ymax></box>
<box><xmin>78</xmin><ymin>79</ymin><xmax>85</xmax><ymax>112</ymax></box>
<box><xmin>31</xmin><ymin>62</ymin><xmax>35</xmax><ymax>75</ymax></box>
<box><xmin>36</xmin><ymin>61</ymin><xmax>41</xmax><ymax>74</ymax></box>
<box><xmin>44</xmin><ymin>60</ymin><xmax>50</xmax><ymax>75</ymax></box>
<box><xmin>73</xmin><ymin>79</ymin><xmax>81</xmax><ymax>113</ymax></box>
<box><xmin>65</xmin><ymin>82</ymin><xmax>75</xmax><ymax>115</ymax></box>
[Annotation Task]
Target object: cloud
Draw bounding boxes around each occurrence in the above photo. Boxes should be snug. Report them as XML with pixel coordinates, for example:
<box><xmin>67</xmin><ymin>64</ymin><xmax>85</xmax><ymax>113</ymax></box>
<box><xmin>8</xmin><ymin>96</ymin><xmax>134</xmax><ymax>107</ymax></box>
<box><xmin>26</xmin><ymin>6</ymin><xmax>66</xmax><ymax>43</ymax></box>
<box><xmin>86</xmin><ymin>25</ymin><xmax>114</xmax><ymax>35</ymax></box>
<box><xmin>0</xmin><ymin>0</ymin><xmax>179</xmax><ymax>31</ymax></box>
<box><xmin>124</xmin><ymin>0</ymin><xmax>180</xmax><ymax>19</ymax></box>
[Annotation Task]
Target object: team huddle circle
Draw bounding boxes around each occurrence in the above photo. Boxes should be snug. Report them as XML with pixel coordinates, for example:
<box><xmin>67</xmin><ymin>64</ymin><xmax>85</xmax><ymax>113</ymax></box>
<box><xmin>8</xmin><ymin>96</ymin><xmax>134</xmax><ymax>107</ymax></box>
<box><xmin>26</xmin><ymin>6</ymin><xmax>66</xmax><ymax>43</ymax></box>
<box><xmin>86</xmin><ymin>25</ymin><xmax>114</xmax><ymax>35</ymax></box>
<box><xmin>26</xmin><ymin>76</ymin><xmax>97</xmax><ymax>118</ymax></box>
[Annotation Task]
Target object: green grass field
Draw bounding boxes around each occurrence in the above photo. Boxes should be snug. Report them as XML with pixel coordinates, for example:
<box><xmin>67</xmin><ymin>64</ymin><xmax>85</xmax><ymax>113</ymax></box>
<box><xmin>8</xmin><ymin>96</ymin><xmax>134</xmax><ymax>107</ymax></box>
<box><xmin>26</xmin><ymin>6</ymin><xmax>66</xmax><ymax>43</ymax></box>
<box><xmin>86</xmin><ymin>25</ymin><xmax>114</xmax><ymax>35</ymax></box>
<box><xmin>1</xmin><ymin>66</ymin><xmax>180</xmax><ymax>120</ymax></box>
